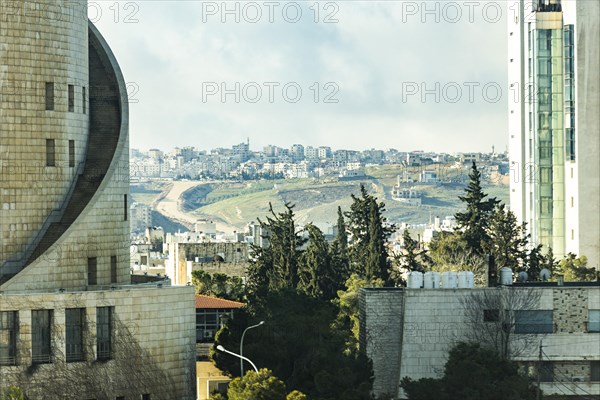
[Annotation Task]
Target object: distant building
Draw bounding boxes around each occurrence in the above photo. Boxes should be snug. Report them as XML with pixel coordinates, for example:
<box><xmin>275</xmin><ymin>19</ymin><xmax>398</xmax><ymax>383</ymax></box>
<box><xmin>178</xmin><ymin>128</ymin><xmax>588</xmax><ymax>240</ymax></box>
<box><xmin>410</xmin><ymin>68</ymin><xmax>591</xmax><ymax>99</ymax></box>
<box><xmin>419</xmin><ymin>170</ymin><xmax>438</xmax><ymax>184</ymax></box>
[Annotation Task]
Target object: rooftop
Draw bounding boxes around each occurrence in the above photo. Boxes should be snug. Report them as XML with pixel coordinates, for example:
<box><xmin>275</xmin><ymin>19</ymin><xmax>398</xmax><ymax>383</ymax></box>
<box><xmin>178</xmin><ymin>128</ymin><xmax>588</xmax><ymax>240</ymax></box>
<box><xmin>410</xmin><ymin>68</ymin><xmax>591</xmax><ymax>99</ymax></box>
<box><xmin>195</xmin><ymin>294</ymin><xmax>245</xmax><ymax>309</ymax></box>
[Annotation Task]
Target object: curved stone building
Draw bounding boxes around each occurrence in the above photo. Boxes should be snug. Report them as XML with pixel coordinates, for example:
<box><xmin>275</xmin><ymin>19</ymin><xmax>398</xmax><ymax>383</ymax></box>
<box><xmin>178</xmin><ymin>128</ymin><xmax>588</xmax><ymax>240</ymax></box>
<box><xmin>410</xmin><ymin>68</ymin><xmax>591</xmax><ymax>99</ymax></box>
<box><xmin>1</xmin><ymin>2</ymin><xmax>195</xmax><ymax>398</ymax></box>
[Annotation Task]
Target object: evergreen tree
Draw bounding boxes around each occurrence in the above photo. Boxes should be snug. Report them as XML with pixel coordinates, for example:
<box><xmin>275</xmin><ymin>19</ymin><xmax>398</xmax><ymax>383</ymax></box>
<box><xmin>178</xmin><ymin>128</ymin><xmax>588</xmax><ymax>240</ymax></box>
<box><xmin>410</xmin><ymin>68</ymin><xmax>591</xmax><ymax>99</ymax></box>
<box><xmin>247</xmin><ymin>203</ymin><xmax>306</xmax><ymax>297</ymax></box>
<box><xmin>391</xmin><ymin>230</ymin><xmax>431</xmax><ymax>284</ymax></box>
<box><xmin>298</xmin><ymin>224</ymin><xmax>331</xmax><ymax>299</ymax></box>
<box><xmin>455</xmin><ymin>163</ymin><xmax>499</xmax><ymax>256</ymax></box>
<box><xmin>487</xmin><ymin>204</ymin><xmax>529</xmax><ymax>270</ymax></box>
<box><xmin>345</xmin><ymin>185</ymin><xmax>394</xmax><ymax>282</ymax></box>
<box><xmin>330</xmin><ymin>207</ymin><xmax>350</xmax><ymax>283</ymax></box>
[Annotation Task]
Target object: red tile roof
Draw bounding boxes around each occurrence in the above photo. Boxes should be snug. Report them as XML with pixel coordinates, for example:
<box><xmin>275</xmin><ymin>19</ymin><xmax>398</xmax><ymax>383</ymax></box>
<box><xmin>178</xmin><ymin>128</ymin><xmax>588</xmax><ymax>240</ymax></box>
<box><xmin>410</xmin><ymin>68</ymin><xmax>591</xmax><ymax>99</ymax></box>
<box><xmin>195</xmin><ymin>294</ymin><xmax>245</xmax><ymax>309</ymax></box>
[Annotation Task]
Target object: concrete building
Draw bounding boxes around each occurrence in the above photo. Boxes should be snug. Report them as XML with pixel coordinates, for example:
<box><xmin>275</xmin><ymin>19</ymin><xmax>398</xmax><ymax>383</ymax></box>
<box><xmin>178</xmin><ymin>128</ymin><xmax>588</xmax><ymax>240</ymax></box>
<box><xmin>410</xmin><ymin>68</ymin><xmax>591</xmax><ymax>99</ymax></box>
<box><xmin>360</xmin><ymin>284</ymin><xmax>600</xmax><ymax>399</ymax></box>
<box><xmin>508</xmin><ymin>0</ymin><xmax>600</xmax><ymax>267</ymax></box>
<box><xmin>0</xmin><ymin>2</ymin><xmax>195</xmax><ymax>398</ymax></box>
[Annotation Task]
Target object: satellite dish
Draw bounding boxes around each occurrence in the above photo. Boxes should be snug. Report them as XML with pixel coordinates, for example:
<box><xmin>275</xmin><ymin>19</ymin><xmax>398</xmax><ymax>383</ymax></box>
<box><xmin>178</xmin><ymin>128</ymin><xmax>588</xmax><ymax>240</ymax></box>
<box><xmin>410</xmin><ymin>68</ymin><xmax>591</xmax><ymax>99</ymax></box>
<box><xmin>518</xmin><ymin>271</ymin><xmax>528</xmax><ymax>283</ymax></box>
<box><xmin>540</xmin><ymin>268</ymin><xmax>551</xmax><ymax>282</ymax></box>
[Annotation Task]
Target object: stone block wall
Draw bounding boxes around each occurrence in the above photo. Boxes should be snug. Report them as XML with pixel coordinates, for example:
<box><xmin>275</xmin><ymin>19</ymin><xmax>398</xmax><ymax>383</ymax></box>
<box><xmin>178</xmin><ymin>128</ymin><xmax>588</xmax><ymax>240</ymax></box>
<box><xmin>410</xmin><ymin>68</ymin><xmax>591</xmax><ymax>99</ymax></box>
<box><xmin>553</xmin><ymin>288</ymin><xmax>588</xmax><ymax>333</ymax></box>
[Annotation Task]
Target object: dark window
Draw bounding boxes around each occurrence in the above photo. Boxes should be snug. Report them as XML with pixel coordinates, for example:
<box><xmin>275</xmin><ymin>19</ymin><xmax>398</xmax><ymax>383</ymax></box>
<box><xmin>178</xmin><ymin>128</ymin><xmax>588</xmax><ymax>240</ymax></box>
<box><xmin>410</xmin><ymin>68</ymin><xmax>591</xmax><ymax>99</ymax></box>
<box><xmin>69</xmin><ymin>140</ymin><xmax>75</xmax><ymax>168</ymax></box>
<box><xmin>88</xmin><ymin>257</ymin><xmax>97</xmax><ymax>285</ymax></box>
<box><xmin>45</xmin><ymin>82</ymin><xmax>54</xmax><ymax>110</ymax></box>
<box><xmin>515</xmin><ymin>310</ymin><xmax>554</xmax><ymax>334</ymax></box>
<box><xmin>592</xmin><ymin>361</ymin><xmax>600</xmax><ymax>382</ymax></box>
<box><xmin>0</xmin><ymin>311</ymin><xmax>18</xmax><ymax>366</ymax></box>
<box><xmin>110</xmin><ymin>256</ymin><xmax>117</xmax><ymax>284</ymax></box>
<box><xmin>97</xmin><ymin>307</ymin><xmax>112</xmax><ymax>360</ymax></box>
<box><xmin>82</xmin><ymin>86</ymin><xmax>87</xmax><ymax>114</ymax></box>
<box><xmin>65</xmin><ymin>308</ymin><xmax>85</xmax><ymax>362</ymax></box>
<box><xmin>46</xmin><ymin>139</ymin><xmax>55</xmax><ymax>167</ymax></box>
<box><xmin>539</xmin><ymin>362</ymin><xmax>554</xmax><ymax>382</ymax></box>
<box><xmin>68</xmin><ymin>84</ymin><xmax>75</xmax><ymax>112</ymax></box>
<box><xmin>483</xmin><ymin>309</ymin><xmax>499</xmax><ymax>322</ymax></box>
<box><xmin>589</xmin><ymin>310</ymin><xmax>600</xmax><ymax>333</ymax></box>
<box><xmin>116</xmin><ymin>397</ymin><xmax>125</xmax><ymax>400</ymax></box>
<box><xmin>31</xmin><ymin>310</ymin><xmax>52</xmax><ymax>364</ymax></box>
<box><xmin>142</xmin><ymin>394</ymin><xmax>151</xmax><ymax>400</ymax></box>
<box><xmin>124</xmin><ymin>194</ymin><xmax>128</xmax><ymax>221</ymax></box>
<box><xmin>196</xmin><ymin>309</ymin><xmax>234</xmax><ymax>343</ymax></box>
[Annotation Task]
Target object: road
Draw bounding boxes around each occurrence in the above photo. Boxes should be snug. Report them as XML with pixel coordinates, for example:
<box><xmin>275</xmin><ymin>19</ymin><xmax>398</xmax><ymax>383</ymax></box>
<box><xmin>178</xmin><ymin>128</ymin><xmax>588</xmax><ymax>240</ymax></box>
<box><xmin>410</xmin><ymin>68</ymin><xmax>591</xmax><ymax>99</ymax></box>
<box><xmin>154</xmin><ymin>181</ymin><xmax>238</xmax><ymax>234</ymax></box>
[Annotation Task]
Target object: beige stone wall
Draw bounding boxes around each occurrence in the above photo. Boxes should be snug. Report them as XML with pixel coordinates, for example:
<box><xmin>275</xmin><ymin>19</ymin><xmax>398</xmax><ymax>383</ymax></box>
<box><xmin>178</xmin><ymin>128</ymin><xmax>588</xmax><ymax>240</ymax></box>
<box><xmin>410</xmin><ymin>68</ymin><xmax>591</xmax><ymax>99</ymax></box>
<box><xmin>0</xmin><ymin>0</ymin><xmax>89</xmax><ymax>264</ymax></box>
<box><xmin>553</xmin><ymin>288</ymin><xmax>588</xmax><ymax>334</ymax></box>
<box><xmin>0</xmin><ymin>285</ymin><xmax>196</xmax><ymax>399</ymax></box>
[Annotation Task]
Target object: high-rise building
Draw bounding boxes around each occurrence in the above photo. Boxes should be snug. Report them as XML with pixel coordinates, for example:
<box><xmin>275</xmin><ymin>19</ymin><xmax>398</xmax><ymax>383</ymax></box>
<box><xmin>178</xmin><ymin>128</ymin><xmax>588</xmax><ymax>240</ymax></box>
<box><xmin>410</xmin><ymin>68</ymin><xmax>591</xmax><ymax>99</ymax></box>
<box><xmin>508</xmin><ymin>0</ymin><xmax>599</xmax><ymax>267</ymax></box>
<box><xmin>0</xmin><ymin>2</ymin><xmax>195</xmax><ymax>398</ymax></box>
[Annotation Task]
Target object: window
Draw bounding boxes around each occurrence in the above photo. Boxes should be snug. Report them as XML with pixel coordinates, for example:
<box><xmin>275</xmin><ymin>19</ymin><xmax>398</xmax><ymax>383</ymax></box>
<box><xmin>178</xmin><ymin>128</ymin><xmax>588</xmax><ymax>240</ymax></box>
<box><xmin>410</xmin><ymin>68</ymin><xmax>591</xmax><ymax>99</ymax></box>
<box><xmin>46</xmin><ymin>139</ymin><xmax>55</xmax><ymax>167</ymax></box>
<box><xmin>45</xmin><ymin>82</ymin><xmax>54</xmax><ymax>110</ymax></box>
<box><xmin>32</xmin><ymin>310</ymin><xmax>52</xmax><ymax>364</ymax></box>
<box><xmin>483</xmin><ymin>309</ymin><xmax>499</xmax><ymax>322</ymax></box>
<box><xmin>110</xmin><ymin>255</ymin><xmax>117</xmax><ymax>284</ymax></box>
<box><xmin>97</xmin><ymin>307</ymin><xmax>112</xmax><ymax>360</ymax></box>
<box><xmin>196</xmin><ymin>309</ymin><xmax>234</xmax><ymax>342</ymax></box>
<box><xmin>116</xmin><ymin>397</ymin><xmax>125</xmax><ymax>400</ymax></box>
<box><xmin>592</xmin><ymin>361</ymin><xmax>600</xmax><ymax>382</ymax></box>
<box><xmin>68</xmin><ymin>84</ymin><xmax>75</xmax><ymax>112</ymax></box>
<box><xmin>0</xmin><ymin>311</ymin><xmax>18</xmax><ymax>366</ymax></box>
<box><xmin>539</xmin><ymin>362</ymin><xmax>554</xmax><ymax>382</ymax></box>
<box><xmin>82</xmin><ymin>86</ymin><xmax>87</xmax><ymax>114</ymax></box>
<box><xmin>69</xmin><ymin>140</ymin><xmax>75</xmax><ymax>168</ymax></box>
<box><xmin>515</xmin><ymin>310</ymin><xmax>554</xmax><ymax>334</ymax></box>
<box><xmin>588</xmin><ymin>310</ymin><xmax>600</xmax><ymax>333</ymax></box>
<box><xmin>88</xmin><ymin>257</ymin><xmax>97</xmax><ymax>285</ymax></box>
<box><xmin>65</xmin><ymin>308</ymin><xmax>85</xmax><ymax>362</ymax></box>
<box><xmin>124</xmin><ymin>194</ymin><xmax>128</xmax><ymax>221</ymax></box>
<box><xmin>142</xmin><ymin>394</ymin><xmax>151</xmax><ymax>400</ymax></box>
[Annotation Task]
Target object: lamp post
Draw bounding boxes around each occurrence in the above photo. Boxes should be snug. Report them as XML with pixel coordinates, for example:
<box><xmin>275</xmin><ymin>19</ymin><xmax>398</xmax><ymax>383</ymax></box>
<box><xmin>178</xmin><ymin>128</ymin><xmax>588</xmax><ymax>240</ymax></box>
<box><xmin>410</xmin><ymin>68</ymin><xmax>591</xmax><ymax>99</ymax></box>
<box><xmin>216</xmin><ymin>345</ymin><xmax>258</xmax><ymax>373</ymax></box>
<box><xmin>240</xmin><ymin>321</ymin><xmax>264</xmax><ymax>377</ymax></box>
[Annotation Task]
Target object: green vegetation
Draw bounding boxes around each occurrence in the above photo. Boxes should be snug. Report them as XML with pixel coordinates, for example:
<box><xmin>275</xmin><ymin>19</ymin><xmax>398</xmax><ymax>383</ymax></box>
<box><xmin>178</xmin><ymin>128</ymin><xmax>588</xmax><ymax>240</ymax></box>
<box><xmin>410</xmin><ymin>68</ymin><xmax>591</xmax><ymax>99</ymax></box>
<box><xmin>0</xmin><ymin>387</ymin><xmax>25</xmax><ymax>400</ymax></box>
<box><xmin>210</xmin><ymin>369</ymin><xmax>306</xmax><ymax>400</ymax></box>
<box><xmin>556</xmin><ymin>254</ymin><xmax>598</xmax><ymax>281</ymax></box>
<box><xmin>400</xmin><ymin>342</ymin><xmax>537</xmax><ymax>400</ymax></box>
<box><xmin>191</xmin><ymin>270</ymin><xmax>245</xmax><ymax>302</ymax></box>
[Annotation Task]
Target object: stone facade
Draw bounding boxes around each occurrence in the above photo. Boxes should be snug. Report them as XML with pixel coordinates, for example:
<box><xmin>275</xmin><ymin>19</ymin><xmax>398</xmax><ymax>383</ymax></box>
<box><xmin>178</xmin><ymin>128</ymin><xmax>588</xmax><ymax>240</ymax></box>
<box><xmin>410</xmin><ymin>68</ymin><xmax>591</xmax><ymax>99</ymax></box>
<box><xmin>0</xmin><ymin>2</ymin><xmax>196</xmax><ymax>398</ymax></box>
<box><xmin>360</xmin><ymin>285</ymin><xmax>600</xmax><ymax>399</ymax></box>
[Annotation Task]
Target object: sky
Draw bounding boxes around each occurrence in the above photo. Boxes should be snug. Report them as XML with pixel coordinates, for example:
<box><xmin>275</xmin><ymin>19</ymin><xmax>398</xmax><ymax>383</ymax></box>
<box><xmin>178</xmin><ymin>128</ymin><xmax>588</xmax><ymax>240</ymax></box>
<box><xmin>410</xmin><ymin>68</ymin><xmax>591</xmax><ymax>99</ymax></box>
<box><xmin>94</xmin><ymin>0</ymin><xmax>509</xmax><ymax>153</ymax></box>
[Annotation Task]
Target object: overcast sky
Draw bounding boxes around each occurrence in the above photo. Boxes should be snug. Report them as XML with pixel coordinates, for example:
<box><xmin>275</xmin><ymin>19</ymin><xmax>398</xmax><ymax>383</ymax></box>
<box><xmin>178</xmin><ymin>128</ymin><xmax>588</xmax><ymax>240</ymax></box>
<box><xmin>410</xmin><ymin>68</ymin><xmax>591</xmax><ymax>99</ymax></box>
<box><xmin>94</xmin><ymin>0</ymin><xmax>508</xmax><ymax>153</ymax></box>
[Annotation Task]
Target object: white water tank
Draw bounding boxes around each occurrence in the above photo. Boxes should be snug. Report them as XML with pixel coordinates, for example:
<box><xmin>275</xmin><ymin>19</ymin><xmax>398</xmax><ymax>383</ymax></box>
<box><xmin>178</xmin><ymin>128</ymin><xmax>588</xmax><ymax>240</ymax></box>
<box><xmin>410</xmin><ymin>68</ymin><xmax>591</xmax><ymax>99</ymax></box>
<box><xmin>540</xmin><ymin>268</ymin><xmax>551</xmax><ymax>281</ymax></box>
<box><xmin>518</xmin><ymin>271</ymin><xmax>528</xmax><ymax>283</ymax></box>
<box><xmin>441</xmin><ymin>271</ymin><xmax>458</xmax><ymax>289</ymax></box>
<box><xmin>458</xmin><ymin>271</ymin><xmax>474</xmax><ymax>288</ymax></box>
<box><xmin>500</xmin><ymin>267</ymin><xmax>513</xmax><ymax>285</ymax></box>
<box><xmin>424</xmin><ymin>271</ymin><xmax>440</xmax><ymax>288</ymax></box>
<box><xmin>407</xmin><ymin>271</ymin><xmax>423</xmax><ymax>288</ymax></box>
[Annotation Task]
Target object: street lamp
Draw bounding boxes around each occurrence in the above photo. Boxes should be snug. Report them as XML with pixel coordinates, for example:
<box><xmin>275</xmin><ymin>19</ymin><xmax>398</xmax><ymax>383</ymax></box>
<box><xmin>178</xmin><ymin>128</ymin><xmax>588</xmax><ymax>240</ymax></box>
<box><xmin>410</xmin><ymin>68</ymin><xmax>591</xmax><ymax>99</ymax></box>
<box><xmin>216</xmin><ymin>345</ymin><xmax>258</xmax><ymax>373</ymax></box>
<box><xmin>240</xmin><ymin>321</ymin><xmax>264</xmax><ymax>376</ymax></box>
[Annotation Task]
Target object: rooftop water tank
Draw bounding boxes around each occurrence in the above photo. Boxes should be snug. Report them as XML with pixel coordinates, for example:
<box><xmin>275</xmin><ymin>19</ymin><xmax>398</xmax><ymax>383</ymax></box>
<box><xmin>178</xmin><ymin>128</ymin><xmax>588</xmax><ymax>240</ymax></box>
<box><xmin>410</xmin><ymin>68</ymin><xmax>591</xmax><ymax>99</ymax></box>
<box><xmin>540</xmin><ymin>268</ymin><xmax>551</xmax><ymax>282</ymax></box>
<box><xmin>441</xmin><ymin>271</ymin><xmax>458</xmax><ymax>289</ymax></box>
<box><xmin>458</xmin><ymin>271</ymin><xmax>474</xmax><ymax>288</ymax></box>
<box><xmin>500</xmin><ymin>267</ymin><xmax>513</xmax><ymax>285</ymax></box>
<box><xmin>407</xmin><ymin>271</ymin><xmax>423</xmax><ymax>288</ymax></box>
<box><xmin>424</xmin><ymin>271</ymin><xmax>440</xmax><ymax>288</ymax></box>
<box><xmin>517</xmin><ymin>271</ymin><xmax>528</xmax><ymax>283</ymax></box>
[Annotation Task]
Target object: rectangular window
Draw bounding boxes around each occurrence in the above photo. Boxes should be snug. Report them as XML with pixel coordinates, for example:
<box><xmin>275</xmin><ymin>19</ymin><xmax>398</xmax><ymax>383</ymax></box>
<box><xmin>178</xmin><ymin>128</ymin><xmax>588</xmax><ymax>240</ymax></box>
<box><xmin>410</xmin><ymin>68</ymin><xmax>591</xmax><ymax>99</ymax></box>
<box><xmin>588</xmin><ymin>310</ymin><xmax>600</xmax><ymax>333</ymax></box>
<box><xmin>45</xmin><ymin>82</ymin><xmax>54</xmax><ymax>110</ymax></box>
<box><xmin>0</xmin><ymin>311</ymin><xmax>18</xmax><ymax>366</ymax></box>
<box><xmin>46</xmin><ymin>139</ymin><xmax>55</xmax><ymax>167</ymax></box>
<box><xmin>88</xmin><ymin>257</ymin><xmax>97</xmax><ymax>286</ymax></box>
<box><xmin>124</xmin><ymin>194</ymin><xmax>128</xmax><ymax>221</ymax></box>
<box><xmin>483</xmin><ymin>309</ymin><xmax>499</xmax><ymax>322</ymax></box>
<box><xmin>97</xmin><ymin>307</ymin><xmax>112</xmax><ymax>360</ymax></box>
<box><xmin>142</xmin><ymin>394</ymin><xmax>151</xmax><ymax>400</ymax></box>
<box><xmin>591</xmin><ymin>361</ymin><xmax>600</xmax><ymax>382</ymax></box>
<box><xmin>539</xmin><ymin>362</ymin><xmax>554</xmax><ymax>382</ymax></box>
<box><xmin>82</xmin><ymin>86</ymin><xmax>87</xmax><ymax>114</ymax></box>
<box><xmin>68</xmin><ymin>84</ymin><xmax>75</xmax><ymax>112</ymax></box>
<box><xmin>515</xmin><ymin>310</ymin><xmax>554</xmax><ymax>334</ymax></box>
<box><xmin>31</xmin><ymin>310</ymin><xmax>52</xmax><ymax>364</ymax></box>
<box><xmin>65</xmin><ymin>308</ymin><xmax>85</xmax><ymax>362</ymax></box>
<box><xmin>69</xmin><ymin>140</ymin><xmax>75</xmax><ymax>168</ymax></box>
<box><xmin>110</xmin><ymin>256</ymin><xmax>117</xmax><ymax>284</ymax></box>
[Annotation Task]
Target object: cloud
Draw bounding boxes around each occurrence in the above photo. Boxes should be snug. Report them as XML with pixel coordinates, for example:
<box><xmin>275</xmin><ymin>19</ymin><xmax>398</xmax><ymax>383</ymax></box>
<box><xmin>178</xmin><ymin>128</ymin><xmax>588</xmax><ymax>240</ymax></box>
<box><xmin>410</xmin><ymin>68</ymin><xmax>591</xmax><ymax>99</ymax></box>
<box><xmin>94</xmin><ymin>0</ymin><xmax>508</xmax><ymax>153</ymax></box>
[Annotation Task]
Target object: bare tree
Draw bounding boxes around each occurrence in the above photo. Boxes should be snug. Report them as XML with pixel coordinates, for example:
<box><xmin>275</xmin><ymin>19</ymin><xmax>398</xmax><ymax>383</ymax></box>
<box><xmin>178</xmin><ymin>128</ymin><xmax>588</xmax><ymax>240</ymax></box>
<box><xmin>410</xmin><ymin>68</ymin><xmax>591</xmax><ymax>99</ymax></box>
<box><xmin>459</xmin><ymin>287</ymin><xmax>542</xmax><ymax>359</ymax></box>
